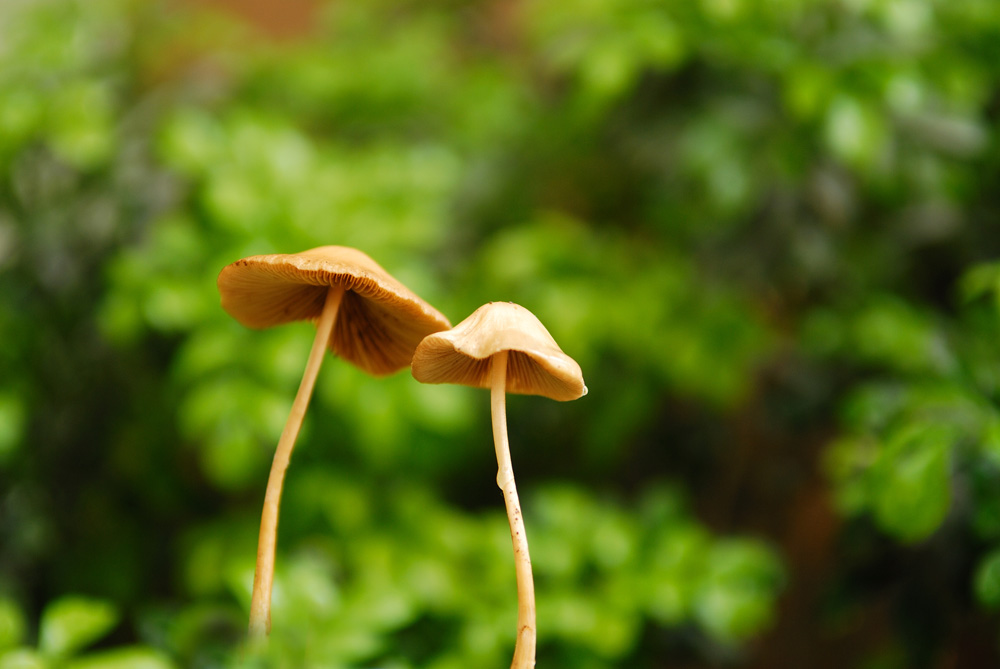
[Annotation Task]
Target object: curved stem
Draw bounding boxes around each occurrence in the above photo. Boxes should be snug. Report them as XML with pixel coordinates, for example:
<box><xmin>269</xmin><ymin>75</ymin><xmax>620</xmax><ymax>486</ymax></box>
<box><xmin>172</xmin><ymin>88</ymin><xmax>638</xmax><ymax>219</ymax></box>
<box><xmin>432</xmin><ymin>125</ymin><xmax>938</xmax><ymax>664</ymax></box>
<box><xmin>491</xmin><ymin>350</ymin><xmax>536</xmax><ymax>669</ymax></box>
<box><xmin>248</xmin><ymin>285</ymin><xmax>344</xmax><ymax>638</ymax></box>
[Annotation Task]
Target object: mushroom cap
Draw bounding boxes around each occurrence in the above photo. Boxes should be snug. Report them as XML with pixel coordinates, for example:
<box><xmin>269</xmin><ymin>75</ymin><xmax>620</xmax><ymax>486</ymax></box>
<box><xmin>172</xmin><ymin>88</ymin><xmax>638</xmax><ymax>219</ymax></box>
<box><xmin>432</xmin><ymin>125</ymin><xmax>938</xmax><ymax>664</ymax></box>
<box><xmin>218</xmin><ymin>246</ymin><xmax>451</xmax><ymax>376</ymax></box>
<box><xmin>411</xmin><ymin>301</ymin><xmax>586</xmax><ymax>401</ymax></box>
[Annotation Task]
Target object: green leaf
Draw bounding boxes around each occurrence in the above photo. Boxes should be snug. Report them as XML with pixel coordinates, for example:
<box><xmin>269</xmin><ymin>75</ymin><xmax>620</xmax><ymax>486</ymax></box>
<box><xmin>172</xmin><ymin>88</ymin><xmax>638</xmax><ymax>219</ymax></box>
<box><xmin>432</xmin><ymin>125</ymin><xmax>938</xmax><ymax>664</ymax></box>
<box><xmin>38</xmin><ymin>597</ymin><xmax>118</xmax><ymax>658</ymax></box>
<box><xmin>692</xmin><ymin>540</ymin><xmax>783</xmax><ymax>643</ymax></box>
<box><xmin>0</xmin><ymin>599</ymin><xmax>25</xmax><ymax>650</ymax></box>
<box><xmin>960</xmin><ymin>262</ymin><xmax>1000</xmax><ymax>306</ymax></box>
<box><xmin>872</xmin><ymin>424</ymin><xmax>954</xmax><ymax>543</ymax></box>
<box><xmin>0</xmin><ymin>648</ymin><xmax>46</xmax><ymax>669</ymax></box>
<box><xmin>824</xmin><ymin>95</ymin><xmax>888</xmax><ymax>170</ymax></box>
<box><xmin>850</xmin><ymin>298</ymin><xmax>951</xmax><ymax>375</ymax></box>
<box><xmin>48</xmin><ymin>80</ymin><xmax>114</xmax><ymax>168</ymax></box>
<box><xmin>975</xmin><ymin>548</ymin><xmax>1000</xmax><ymax>610</ymax></box>
<box><xmin>0</xmin><ymin>392</ymin><xmax>26</xmax><ymax>465</ymax></box>
<box><xmin>694</xmin><ymin>582</ymin><xmax>775</xmax><ymax>643</ymax></box>
<box><xmin>64</xmin><ymin>647</ymin><xmax>176</xmax><ymax>669</ymax></box>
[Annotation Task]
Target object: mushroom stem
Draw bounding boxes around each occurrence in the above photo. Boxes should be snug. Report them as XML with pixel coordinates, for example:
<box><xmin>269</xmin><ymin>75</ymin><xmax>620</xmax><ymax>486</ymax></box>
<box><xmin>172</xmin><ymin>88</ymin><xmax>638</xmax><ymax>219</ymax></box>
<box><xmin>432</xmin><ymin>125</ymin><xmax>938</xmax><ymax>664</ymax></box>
<box><xmin>248</xmin><ymin>285</ymin><xmax>345</xmax><ymax>638</ymax></box>
<box><xmin>491</xmin><ymin>350</ymin><xmax>536</xmax><ymax>669</ymax></box>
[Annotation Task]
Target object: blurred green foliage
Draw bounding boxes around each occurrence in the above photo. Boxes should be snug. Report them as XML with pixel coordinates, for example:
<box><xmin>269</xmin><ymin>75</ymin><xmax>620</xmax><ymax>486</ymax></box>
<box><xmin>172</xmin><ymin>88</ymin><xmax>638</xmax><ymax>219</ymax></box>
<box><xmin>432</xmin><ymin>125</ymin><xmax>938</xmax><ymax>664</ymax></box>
<box><xmin>1</xmin><ymin>0</ymin><xmax>999</xmax><ymax>666</ymax></box>
<box><xmin>0</xmin><ymin>595</ymin><xmax>173</xmax><ymax>669</ymax></box>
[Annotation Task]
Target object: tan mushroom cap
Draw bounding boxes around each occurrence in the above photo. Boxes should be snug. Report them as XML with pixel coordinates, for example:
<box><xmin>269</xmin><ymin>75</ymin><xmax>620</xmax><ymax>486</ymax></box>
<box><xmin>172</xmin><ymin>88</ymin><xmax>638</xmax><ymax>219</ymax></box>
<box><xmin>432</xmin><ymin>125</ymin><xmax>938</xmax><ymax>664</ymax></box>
<box><xmin>218</xmin><ymin>245</ymin><xmax>451</xmax><ymax>376</ymax></box>
<box><xmin>411</xmin><ymin>301</ymin><xmax>587</xmax><ymax>401</ymax></box>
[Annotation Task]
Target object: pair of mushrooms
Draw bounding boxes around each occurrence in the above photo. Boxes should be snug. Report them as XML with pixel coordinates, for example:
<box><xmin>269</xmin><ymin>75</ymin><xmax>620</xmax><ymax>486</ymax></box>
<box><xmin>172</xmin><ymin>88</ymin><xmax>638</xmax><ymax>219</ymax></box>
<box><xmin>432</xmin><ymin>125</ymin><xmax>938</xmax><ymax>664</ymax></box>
<box><xmin>217</xmin><ymin>246</ymin><xmax>586</xmax><ymax>667</ymax></box>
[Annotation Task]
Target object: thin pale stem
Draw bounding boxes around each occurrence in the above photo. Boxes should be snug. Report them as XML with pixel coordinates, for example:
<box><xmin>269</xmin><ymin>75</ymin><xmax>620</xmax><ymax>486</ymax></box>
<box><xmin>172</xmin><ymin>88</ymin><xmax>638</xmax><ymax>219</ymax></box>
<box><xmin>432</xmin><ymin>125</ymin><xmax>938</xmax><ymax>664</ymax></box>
<box><xmin>491</xmin><ymin>350</ymin><xmax>536</xmax><ymax>669</ymax></box>
<box><xmin>248</xmin><ymin>285</ymin><xmax>344</xmax><ymax>638</ymax></box>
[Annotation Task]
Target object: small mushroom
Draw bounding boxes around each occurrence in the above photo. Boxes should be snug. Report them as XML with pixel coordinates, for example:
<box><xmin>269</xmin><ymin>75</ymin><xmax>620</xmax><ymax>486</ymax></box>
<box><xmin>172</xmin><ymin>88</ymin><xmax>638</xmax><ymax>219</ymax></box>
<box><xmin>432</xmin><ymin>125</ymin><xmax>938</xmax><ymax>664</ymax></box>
<box><xmin>217</xmin><ymin>246</ymin><xmax>450</xmax><ymax>638</ymax></box>
<box><xmin>411</xmin><ymin>301</ymin><xmax>586</xmax><ymax>669</ymax></box>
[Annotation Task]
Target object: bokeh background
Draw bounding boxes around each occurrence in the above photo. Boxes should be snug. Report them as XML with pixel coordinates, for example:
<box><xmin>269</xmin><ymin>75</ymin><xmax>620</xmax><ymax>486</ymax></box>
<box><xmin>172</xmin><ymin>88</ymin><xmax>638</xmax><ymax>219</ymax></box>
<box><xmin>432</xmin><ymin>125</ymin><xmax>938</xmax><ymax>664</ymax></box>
<box><xmin>1</xmin><ymin>0</ymin><xmax>999</xmax><ymax>666</ymax></box>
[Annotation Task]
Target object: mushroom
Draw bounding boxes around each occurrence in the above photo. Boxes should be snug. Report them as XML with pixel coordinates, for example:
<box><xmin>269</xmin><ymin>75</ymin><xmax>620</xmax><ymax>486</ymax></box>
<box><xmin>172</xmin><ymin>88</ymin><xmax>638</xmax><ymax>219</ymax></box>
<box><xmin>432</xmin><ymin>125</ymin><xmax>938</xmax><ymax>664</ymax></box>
<box><xmin>217</xmin><ymin>245</ymin><xmax>450</xmax><ymax>638</ymax></box>
<box><xmin>410</xmin><ymin>301</ymin><xmax>586</xmax><ymax>669</ymax></box>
